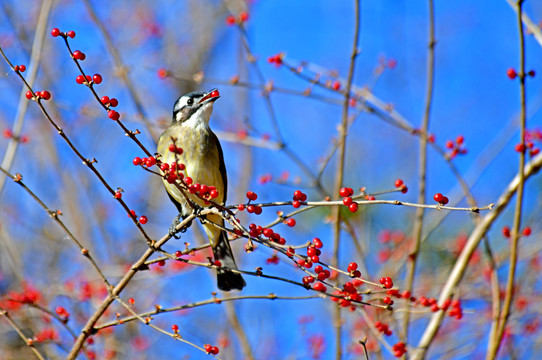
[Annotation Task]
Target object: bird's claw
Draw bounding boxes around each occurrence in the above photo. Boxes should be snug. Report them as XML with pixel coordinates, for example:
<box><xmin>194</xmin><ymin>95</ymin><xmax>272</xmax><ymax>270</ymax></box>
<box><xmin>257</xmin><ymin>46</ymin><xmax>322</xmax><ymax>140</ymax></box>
<box><xmin>169</xmin><ymin>214</ymin><xmax>182</xmax><ymax>239</ymax></box>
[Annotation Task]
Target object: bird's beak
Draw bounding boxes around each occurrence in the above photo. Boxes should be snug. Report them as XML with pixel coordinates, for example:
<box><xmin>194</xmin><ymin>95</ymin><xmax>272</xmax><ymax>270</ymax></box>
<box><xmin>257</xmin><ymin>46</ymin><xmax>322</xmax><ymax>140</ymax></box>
<box><xmin>199</xmin><ymin>89</ymin><xmax>220</xmax><ymax>104</ymax></box>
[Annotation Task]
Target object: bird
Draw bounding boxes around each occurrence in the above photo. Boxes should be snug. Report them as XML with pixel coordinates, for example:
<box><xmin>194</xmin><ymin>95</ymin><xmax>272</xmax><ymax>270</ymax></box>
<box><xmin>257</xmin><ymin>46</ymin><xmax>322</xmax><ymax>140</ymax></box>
<box><xmin>157</xmin><ymin>89</ymin><xmax>246</xmax><ymax>291</ymax></box>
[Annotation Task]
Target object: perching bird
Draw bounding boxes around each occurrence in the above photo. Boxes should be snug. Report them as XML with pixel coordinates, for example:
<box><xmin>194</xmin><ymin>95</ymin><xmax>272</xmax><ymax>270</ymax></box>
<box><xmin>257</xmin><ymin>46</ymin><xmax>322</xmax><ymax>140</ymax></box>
<box><xmin>157</xmin><ymin>89</ymin><xmax>245</xmax><ymax>291</ymax></box>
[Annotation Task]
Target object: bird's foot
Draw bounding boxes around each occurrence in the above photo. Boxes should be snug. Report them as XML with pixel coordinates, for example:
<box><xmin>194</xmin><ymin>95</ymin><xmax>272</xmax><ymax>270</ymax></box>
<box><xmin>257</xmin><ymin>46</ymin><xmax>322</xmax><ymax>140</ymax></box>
<box><xmin>169</xmin><ymin>214</ymin><xmax>182</xmax><ymax>239</ymax></box>
<box><xmin>169</xmin><ymin>214</ymin><xmax>193</xmax><ymax>238</ymax></box>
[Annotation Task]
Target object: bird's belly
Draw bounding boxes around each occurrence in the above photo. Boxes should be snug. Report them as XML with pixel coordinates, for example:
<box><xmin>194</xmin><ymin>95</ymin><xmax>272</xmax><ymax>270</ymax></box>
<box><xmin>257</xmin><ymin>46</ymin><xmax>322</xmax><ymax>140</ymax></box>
<box><xmin>158</xmin><ymin>127</ymin><xmax>224</xmax><ymax>212</ymax></box>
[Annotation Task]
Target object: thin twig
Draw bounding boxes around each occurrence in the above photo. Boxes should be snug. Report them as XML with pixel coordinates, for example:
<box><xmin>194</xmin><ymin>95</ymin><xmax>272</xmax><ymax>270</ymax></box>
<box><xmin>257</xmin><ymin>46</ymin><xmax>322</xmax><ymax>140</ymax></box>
<box><xmin>0</xmin><ymin>166</ymin><xmax>111</xmax><ymax>288</ymax></box>
<box><xmin>487</xmin><ymin>1</ymin><xmax>527</xmax><ymax>358</ymax></box>
<box><xmin>0</xmin><ymin>306</ymin><xmax>46</xmax><ymax>360</ymax></box>
<box><xmin>401</xmin><ymin>0</ymin><xmax>435</xmax><ymax>342</ymax></box>
<box><xmin>412</xmin><ymin>153</ymin><xmax>542</xmax><ymax>360</ymax></box>
<box><xmin>65</xmin><ymin>214</ymin><xmax>196</xmax><ymax>360</ymax></box>
<box><xmin>332</xmin><ymin>2</ymin><xmax>361</xmax><ymax>359</ymax></box>
<box><xmin>0</xmin><ymin>0</ymin><xmax>53</xmax><ymax>197</ymax></box>
<box><xmin>81</xmin><ymin>0</ymin><xmax>159</xmax><ymax>143</ymax></box>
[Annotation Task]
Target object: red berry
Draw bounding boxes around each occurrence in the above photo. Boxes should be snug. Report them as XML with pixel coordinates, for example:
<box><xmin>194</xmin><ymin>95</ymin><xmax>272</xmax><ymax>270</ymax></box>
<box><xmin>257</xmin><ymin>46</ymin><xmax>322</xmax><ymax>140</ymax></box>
<box><xmin>211</xmin><ymin>346</ymin><xmax>219</xmax><ymax>355</ymax></box>
<box><xmin>109</xmin><ymin>98</ymin><xmax>119</xmax><ymax>107</ymax></box>
<box><xmin>237</xmin><ymin>204</ymin><xmax>245</xmax><ymax>211</ymax></box>
<box><xmin>238</xmin><ymin>11</ymin><xmax>249</xmax><ymax>23</ymax></box>
<box><xmin>292</xmin><ymin>200</ymin><xmax>301</xmax><ymax>208</ymax></box>
<box><xmin>507</xmin><ymin>68</ymin><xmax>517</xmax><ymax>79</ymax></box>
<box><xmin>18</xmin><ymin>65</ymin><xmax>26</xmax><ymax>72</ymax></box>
<box><xmin>433</xmin><ymin>193</ymin><xmax>444</xmax><ymax>203</ymax></box>
<box><xmin>51</xmin><ymin>28</ymin><xmax>60</xmax><ymax>37</ymax></box>
<box><xmin>114</xmin><ymin>191</ymin><xmax>122</xmax><ymax>199</ymax></box>
<box><xmin>100</xmin><ymin>96</ymin><xmax>110</xmax><ymax>105</ymax></box>
<box><xmin>108</xmin><ymin>110</ymin><xmax>120</xmax><ymax>121</ymax></box>
<box><xmin>139</xmin><ymin>216</ymin><xmax>148</xmax><ymax>224</ymax></box>
<box><xmin>286</xmin><ymin>218</ymin><xmax>296</xmax><ymax>227</ymax></box>
<box><xmin>445</xmin><ymin>140</ymin><xmax>454</xmax><ymax>149</ymax></box>
<box><xmin>523</xmin><ymin>227</ymin><xmax>531</xmax><ymax>236</ymax></box>
<box><xmin>225</xmin><ymin>15</ymin><xmax>236</xmax><ymax>25</ymax></box>
<box><xmin>314</xmin><ymin>265</ymin><xmax>323</xmax><ymax>273</ymax></box>
<box><xmin>441</xmin><ymin>196</ymin><xmax>449</xmax><ymax>205</ymax></box>
<box><xmin>343</xmin><ymin>197</ymin><xmax>353</xmax><ymax>206</ymax></box>
<box><xmin>76</xmin><ymin>75</ymin><xmax>85</xmax><ymax>84</ymax></box>
<box><xmin>313</xmin><ymin>282</ymin><xmax>326</xmax><ymax>292</ymax></box>
<box><xmin>332</xmin><ymin>81</ymin><xmax>341</xmax><ymax>90</ymax></box>
<box><xmin>171</xmin><ymin>324</ymin><xmax>178</xmax><ymax>332</ymax></box>
<box><xmin>312</xmin><ymin>238</ymin><xmax>323</xmax><ymax>248</ymax></box>
<box><xmin>347</xmin><ymin>262</ymin><xmax>358</xmax><ymax>272</ymax></box>
<box><xmin>515</xmin><ymin>143</ymin><xmax>526</xmax><ymax>153</ymax></box>
<box><xmin>339</xmin><ymin>187</ymin><xmax>353</xmax><ymax>197</ymax></box>
<box><xmin>93</xmin><ymin>74</ymin><xmax>102</xmax><ymax>84</ymax></box>
<box><xmin>67</xmin><ymin>30</ymin><xmax>75</xmax><ymax>38</ymax></box>
<box><xmin>55</xmin><ymin>306</ymin><xmax>66</xmax><ymax>315</ymax></box>
<box><xmin>394</xmin><ymin>179</ymin><xmax>404</xmax><ymax>188</ymax></box>
<box><xmin>2</xmin><ymin>129</ymin><xmax>13</xmax><ymax>138</ymax></box>
<box><xmin>204</xmin><ymin>344</ymin><xmax>212</xmax><ymax>353</ymax></box>
<box><xmin>502</xmin><ymin>226</ymin><xmax>511</xmax><ymax>238</ymax></box>
<box><xmin>25</xmin><ymin>91</ymin><xmax>33</xmax><ymax>99</ymax></box>
<box><xmin>348</xmin><ymin>203</ymin><xmax>359</xmax><ymax>213</ymax></box>
<box><xmin>209</xmin><ymin>189</ymin><xmax>218</xmax><ymax>198</ymax></box>
<box><xmin>133</xmin><ymin>157</ymin><xmax>142</xmax><ymax>165</ymax></box>
<box><xmin>157</xmin><ymin>68</ymin><xmax>168</xmax><ymax>79</ymax></box>
<box><xmin>40</xmin><ymin>91</ymin><xmax>51</xmax><ymax>100</ymax></box>
<box><xmin>246</xmin><ymin>191</ymin><xmax>257</xmax><ymax>201</ymax></box>
<box><xmin>383</xmin><ymin>296</ymin><xmax>392</xmax><ymax>305</ymax></box>
<box><xmin>456</xmin><ymin>135</ymin><xmax>464</xmax><ymax>145</ymax></box>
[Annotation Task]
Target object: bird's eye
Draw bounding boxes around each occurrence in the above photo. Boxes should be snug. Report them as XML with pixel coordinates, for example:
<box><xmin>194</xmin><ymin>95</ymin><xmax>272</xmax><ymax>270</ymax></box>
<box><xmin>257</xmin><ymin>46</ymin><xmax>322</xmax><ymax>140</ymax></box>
<box><xmin>187</xmin><ymin>98</ymin><xmax>194</xmax><ymax>105</ymax></box>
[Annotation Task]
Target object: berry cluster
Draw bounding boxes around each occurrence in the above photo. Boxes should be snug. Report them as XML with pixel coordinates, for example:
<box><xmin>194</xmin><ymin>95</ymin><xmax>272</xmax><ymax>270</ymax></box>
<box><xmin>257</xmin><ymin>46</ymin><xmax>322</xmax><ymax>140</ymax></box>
<box><xmin>445</xmin><ymin>135</ymin><xmax>467</xmax><ymax>159</ymax></box>
<box><xmin>292</xmin><ymin>189</ymin><xmax>307</xmax><ymax>208</ymax></box>
<box><xmin>2</xmin><ymin>129</ymin><xmax>29</xmax><ymax>143</ymax></box>
<box><xmin>502</xmin><ymin>225</ymin><xmax>531</xmax><ymax>238</ymax></box>
<box><xmin>314</xmin><ymin>265</ymin><xmax>331</xmax><ymax>281</ymax></box>
<box><xmin>50</xmin><ymin>28</ymin><xmax>75</xmax><ymax>38</ymax></box>
<box><xmin>340</xmin><ymin>187</ymin><xmax>359</xmax><ymax>212</ymax></box>
<box><xmin>330</xmin><ymin>281</ymin><xmax>363</xmax><ymax>309</ymax></box>
<box><xmin>225</xmin><ymin>11</ymin><xmax>249</xmax><ymax>26</ymax></box>
<box><xmin>247</xmin><ymin>223</ymin><xmax>285</xmax><ymax>244</ymax></box>
<box><xmin>394</xmin><ymin>178</ymin><xmax>408</xmax><ymax>193</ymax></box>
<box><xmin>507</xmin><ymin>67</ymin><xmax>535</xmax><ymax>79</ymax></box>
<box><xmin>433</xmin><ymin>192</ymin><xmax>449</xmax><ymax>205</ymax></box>
<box><xmin>132</xmin><ymin>156</ymin><xmax>157</xmax><ymax>168</ymax></box>
<box><xmin>26</xmin><ymin>90</ymin><xmax>51</xmax><ymax>101</ymax></box>
<box><xmin>392</xmin><ymin>342</ymin><xmax>407</xmax><ymax>357</ymax></box>
<box><xmin>237</xmin><ymin>191</ymin><xmax>262</xmax><ymax>214</ymax></box>
<box><xmin>374</xmin><ymin>321</ymin><xmax>392</xmax><ymax>336</ymax></box>
<box><xmin>13</xmin><ymin>64</ymin><xmax>26</xmax><ymax>72</ymax></box>
<box><xmin>268</xmin><ymin>53</ymin><xmax>285</xmax><ymax>67</ymax></box>
<box><xmin>379</xmin><ymin>276</ymin><xmax>393</xmax><ymax>289</ymax></box>
<box><xmin>72</xmin><ymin>50</ymin><xmax>86</xmax><ymax>61</ymax></box>
<box><xmin>347</xmin><ymin>262</ymin><xmax>361</xmax><ymax>278</ymax></box>
<box><xmin>203</xmin><ymin>344</ymin><xmax>219</xmax><ymax>355</ymax></box>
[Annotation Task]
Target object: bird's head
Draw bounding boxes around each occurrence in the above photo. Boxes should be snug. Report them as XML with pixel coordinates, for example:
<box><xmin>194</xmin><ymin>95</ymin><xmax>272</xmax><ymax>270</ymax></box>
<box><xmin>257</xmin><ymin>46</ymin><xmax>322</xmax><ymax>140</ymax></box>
<box><xmin>172</xmin><ymin>89</ymin><xmax>220</xmax><ymax>126</ymax></box>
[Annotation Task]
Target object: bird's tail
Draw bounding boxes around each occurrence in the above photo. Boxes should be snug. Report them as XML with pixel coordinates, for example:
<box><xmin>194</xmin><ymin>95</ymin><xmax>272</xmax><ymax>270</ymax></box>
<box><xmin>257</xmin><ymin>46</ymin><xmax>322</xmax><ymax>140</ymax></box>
<box><xmin>212</xmin><ymin>229</ymin><xmax>246</xmax><ymax>291</ymax></box>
